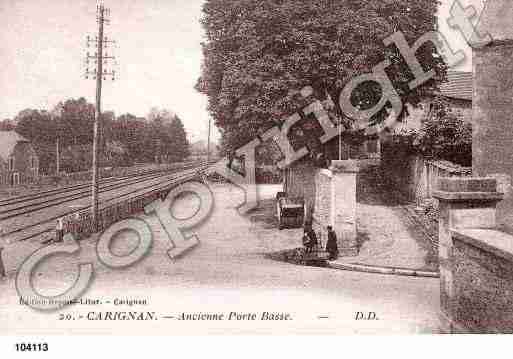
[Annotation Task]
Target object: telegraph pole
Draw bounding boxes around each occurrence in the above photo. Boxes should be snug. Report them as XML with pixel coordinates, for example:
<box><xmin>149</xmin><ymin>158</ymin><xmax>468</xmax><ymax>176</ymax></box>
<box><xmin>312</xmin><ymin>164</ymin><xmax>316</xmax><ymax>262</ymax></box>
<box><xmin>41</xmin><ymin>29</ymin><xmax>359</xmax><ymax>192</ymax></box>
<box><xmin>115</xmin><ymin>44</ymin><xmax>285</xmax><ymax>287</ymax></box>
<box><xmin>51</xmin><ymin>105</ymin><xmax>63</xmax><ymax>174</ymax></box>
<box><xmin>207</xmin><ymin>117</ymin><xmax>212</xmax><ymax>162</ymax></box>
<box><xmin>85</xmin><ymin>2</ymin><xmax>116</xmax><ymax>231</ymax></box>
<box><xmin>56</xmin><ymin>138</ymin><xmax>60</xmax><ymax>174</ymax></box>
<box><xmin>338</xmin><ymin>118</ymin><xmax>342</xmax><ymax>161</ymax></box>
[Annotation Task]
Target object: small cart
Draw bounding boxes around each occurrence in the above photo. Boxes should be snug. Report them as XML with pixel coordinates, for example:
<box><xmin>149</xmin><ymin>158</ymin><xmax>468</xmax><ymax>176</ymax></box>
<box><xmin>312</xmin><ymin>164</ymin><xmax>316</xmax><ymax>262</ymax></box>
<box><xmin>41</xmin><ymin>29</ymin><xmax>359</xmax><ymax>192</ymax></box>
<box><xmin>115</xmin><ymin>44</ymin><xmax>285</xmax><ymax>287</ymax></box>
<box><xmin>276</xmin><ymin>194</ymin><xmax>305</xmax><ymax>230</ymax></box>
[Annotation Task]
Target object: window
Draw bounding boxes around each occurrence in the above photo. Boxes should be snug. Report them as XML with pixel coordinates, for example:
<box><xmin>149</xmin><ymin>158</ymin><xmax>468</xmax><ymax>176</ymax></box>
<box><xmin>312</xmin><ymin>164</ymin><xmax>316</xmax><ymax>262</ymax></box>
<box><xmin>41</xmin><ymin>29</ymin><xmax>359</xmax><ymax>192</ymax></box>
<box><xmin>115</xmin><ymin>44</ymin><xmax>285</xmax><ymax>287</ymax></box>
<box><xmin>8</xmin><ymin>157</ymin><xmax>14</xmax><ymax>171</ymax></box>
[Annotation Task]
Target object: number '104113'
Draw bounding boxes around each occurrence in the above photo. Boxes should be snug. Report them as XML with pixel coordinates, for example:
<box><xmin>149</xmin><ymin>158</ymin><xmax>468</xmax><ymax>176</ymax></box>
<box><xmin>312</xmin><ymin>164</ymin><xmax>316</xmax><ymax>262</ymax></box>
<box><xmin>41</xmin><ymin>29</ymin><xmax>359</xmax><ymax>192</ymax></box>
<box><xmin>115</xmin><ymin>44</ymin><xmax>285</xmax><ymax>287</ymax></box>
<box><xmin>15</xmin><ymin>343</ymin><xmax>49</xmax><ymax>352</ymax></box>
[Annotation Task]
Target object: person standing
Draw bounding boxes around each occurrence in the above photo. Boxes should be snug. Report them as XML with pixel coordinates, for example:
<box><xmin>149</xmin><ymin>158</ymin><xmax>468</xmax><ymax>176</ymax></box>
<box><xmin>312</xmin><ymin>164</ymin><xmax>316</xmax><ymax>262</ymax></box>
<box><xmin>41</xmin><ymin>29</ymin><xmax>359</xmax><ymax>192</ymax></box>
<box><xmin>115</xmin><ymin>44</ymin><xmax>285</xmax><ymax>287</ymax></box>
<box><xmin>326</xmin><ymin>226</ymin><xmax>338</xmax><ymax>260</ymax></box>
<box><xmin>0</xmin><ymin>247</ymin><xmax>5</xmax><ymax>278</ymax></box>
<box><xmin>56</xmin><ymin>218</ymin><xmax>64</xmax><ymax>243</ymax></box>
<box><xmin>303</xmin><ymin>226</ymin><xmax>318</xmax><ymax>253</ymax></box>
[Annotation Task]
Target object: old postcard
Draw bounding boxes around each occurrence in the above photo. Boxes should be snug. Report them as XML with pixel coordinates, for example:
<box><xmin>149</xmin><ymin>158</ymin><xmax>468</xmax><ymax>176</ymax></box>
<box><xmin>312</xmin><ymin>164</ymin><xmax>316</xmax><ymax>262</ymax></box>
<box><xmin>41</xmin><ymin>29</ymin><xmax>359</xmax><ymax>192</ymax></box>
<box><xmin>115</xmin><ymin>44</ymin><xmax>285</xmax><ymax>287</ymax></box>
<box><xmin>1</xmin><ymin>0</ymin><xmax>512</xmax><ymax>349</ymax></box>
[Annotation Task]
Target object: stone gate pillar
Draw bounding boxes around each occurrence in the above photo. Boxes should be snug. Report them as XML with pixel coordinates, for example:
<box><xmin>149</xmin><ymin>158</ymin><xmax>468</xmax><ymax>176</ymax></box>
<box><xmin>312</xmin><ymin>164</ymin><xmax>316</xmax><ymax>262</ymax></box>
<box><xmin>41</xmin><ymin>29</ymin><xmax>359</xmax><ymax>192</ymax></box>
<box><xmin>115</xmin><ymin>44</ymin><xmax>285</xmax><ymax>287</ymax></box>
<box><xmin>330</xmin><ymin>160</ymin><xmax>359</xmax><ymax>256</ymax></box>
<box><xmin>433</xmin><ymin>177</ymin><xmax>503</xmax><ymax>333</ymax></box>
<box><xmin>313</xmin><ymin>159</ymin><xmax>359</xmax><ymax>256</ymax></box>
<box><xmin>473</xmin><ymin>0</ymin><xmax>513</xmax><ymax>231</ymax></box>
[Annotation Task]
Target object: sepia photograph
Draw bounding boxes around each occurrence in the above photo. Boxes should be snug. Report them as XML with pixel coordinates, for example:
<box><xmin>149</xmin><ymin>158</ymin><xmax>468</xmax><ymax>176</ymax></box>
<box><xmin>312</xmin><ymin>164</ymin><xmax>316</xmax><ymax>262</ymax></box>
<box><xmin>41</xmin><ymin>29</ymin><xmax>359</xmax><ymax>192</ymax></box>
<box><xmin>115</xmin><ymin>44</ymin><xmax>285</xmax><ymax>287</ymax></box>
<box><xmin>0</xmin><ymin>0</ymin><xmax>512</xmax><ymax>349</ymax></box>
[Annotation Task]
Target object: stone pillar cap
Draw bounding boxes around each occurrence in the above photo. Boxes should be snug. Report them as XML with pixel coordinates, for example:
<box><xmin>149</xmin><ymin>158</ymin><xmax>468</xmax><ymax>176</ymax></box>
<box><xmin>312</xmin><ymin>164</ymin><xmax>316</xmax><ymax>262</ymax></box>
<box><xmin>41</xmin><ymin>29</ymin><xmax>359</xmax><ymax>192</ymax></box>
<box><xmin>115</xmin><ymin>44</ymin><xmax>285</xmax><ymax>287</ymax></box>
<box><xmin>329</xmin><ymin>159</ymin><xmax>360</xmax><ymax>173</ymax></box>
<box><xmin>433</xmin><ymin>177</ymin><xmax>504</xmax><ymax>202</ymax></box>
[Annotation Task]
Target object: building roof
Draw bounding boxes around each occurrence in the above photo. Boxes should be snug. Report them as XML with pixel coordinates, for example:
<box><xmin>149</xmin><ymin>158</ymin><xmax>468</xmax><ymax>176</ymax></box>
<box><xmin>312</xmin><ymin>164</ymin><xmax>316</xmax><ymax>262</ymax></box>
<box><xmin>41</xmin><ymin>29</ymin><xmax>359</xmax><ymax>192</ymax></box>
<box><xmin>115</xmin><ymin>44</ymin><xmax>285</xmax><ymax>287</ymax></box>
<box><xmin>439</xmin><ymin>71</ymin><xmax>473</xmax><ymax>101</ymax></box>
<box><xmin>0</xmin><ymin>131</ymin><xmax>30</xmax><ymax>162</ymax></box>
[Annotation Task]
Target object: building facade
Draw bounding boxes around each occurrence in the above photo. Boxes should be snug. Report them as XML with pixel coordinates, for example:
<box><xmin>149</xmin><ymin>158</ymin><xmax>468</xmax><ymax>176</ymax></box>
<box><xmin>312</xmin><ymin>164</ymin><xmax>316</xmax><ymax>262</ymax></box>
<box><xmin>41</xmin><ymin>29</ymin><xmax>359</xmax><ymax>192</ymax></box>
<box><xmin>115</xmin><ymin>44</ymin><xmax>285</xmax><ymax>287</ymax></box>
<box><xmin>0</xmin><ymin>131</ymin><xmax>39</xmax><ymax>186</ymax></box>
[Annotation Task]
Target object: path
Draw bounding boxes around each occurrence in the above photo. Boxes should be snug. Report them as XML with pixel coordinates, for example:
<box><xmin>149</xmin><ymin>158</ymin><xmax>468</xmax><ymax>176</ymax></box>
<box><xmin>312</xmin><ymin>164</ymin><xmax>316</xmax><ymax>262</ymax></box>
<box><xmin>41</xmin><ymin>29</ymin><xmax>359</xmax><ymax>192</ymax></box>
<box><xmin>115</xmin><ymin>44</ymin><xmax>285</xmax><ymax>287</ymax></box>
<box><xmin>336</xmin><ymin>165</ymin><xmax>437</xmax><ymax>271</ymax></box>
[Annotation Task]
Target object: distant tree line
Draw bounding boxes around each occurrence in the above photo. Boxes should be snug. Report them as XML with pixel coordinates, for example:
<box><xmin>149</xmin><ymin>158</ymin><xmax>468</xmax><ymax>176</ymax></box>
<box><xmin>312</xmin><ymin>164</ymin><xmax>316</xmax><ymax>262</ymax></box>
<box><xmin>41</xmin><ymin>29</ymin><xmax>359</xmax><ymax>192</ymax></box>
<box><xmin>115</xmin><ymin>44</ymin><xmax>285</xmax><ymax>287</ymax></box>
<box><xmin>0</xmin><ymin>98</ymin><xmax>190</xmax><ymax>174</ymax></box>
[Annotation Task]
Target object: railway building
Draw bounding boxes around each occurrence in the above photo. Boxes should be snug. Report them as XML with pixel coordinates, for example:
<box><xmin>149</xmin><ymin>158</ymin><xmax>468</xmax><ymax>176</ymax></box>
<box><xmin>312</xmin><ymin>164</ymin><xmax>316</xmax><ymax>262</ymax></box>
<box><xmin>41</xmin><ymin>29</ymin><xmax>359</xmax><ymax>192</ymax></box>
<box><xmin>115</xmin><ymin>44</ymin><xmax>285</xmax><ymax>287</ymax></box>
<box><xmin>0</xmin><ymin>131</ymin><xmax>39</xmax><ymax>186</ymax></box>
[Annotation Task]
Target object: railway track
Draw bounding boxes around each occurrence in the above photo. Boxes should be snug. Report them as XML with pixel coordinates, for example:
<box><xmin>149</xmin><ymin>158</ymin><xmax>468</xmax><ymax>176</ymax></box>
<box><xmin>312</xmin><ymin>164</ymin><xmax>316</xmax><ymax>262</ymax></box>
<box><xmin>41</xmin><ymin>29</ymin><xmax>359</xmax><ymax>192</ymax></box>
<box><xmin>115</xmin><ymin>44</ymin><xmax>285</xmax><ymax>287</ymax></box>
<box><xmin>0</xmin><ymin>161</ymin><xmax>212</xmax><ymax>243</ymax></box>
<box><xmin>0</xmin><ymin>163</ymin><xmax>203</xmax><ymax>221</ymax></box>
<box><xmin>0</xmin><ymin>161</ymin><xmax>201</xmax><ymax>207</ymax></box>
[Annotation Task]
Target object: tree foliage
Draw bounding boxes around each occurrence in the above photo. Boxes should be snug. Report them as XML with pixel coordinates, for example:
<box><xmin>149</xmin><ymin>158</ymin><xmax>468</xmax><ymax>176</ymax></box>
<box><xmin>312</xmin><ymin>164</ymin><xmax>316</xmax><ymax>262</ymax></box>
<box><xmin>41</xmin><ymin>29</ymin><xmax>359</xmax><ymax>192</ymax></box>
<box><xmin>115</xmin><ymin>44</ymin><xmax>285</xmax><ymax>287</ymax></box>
<box><xmin>16</xmin><ymin>109</ymin><xmax>56</xmax><ymax>144</ymax></box>
<box><xmin>143</xmin><ymin>109</ymin><xmax>190</xmax><ymax>163</ymax></box>
<box><xmin>388</xmin><ymin>97</ymin><xmax>472</xmax><ymax>166</ymax></box>
<box><xmin>197</xmin><ymin>0</ymin><xmax>444</xmax><ymax>152</ymax></box>
<box><xmin>416</xmin><ymin>97</ymin><xmax>472</xmax><ymax>166</ymax></box>
<box><xmin>9</xmin><ymin>99</ymin><xmax>190</xmax><ymax>174</ymax></box>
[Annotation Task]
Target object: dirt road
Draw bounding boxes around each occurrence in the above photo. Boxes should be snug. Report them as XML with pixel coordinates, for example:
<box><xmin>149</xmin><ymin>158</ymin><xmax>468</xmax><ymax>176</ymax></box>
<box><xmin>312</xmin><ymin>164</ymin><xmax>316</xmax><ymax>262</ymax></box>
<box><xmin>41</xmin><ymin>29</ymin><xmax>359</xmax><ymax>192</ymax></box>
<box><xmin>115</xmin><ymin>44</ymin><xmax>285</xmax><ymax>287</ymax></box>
<box><xmin>0</xmin><ymin>183</ymin><xmax>440</xmax><ymax>335</ymax></box>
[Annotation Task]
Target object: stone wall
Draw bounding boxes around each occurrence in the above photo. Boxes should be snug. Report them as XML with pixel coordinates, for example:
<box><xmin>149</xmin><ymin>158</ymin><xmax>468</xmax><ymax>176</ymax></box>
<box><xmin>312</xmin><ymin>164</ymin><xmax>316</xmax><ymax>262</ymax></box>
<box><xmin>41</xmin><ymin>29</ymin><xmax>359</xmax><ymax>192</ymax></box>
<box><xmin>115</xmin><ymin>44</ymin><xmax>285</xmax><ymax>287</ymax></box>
<box><xmin>283</xmin><ymin>158</ymin><xmax>317</xmax><ymax>211</ymax></box>
<box><xmin>381</xmin><ymin>146</ymin><xmax>471</xmax><ymax>205</ymax></box>
<box><xmin>451</xmin><ymin>229</ymin><xmax>513</xmax><ymax>333</ymax></box>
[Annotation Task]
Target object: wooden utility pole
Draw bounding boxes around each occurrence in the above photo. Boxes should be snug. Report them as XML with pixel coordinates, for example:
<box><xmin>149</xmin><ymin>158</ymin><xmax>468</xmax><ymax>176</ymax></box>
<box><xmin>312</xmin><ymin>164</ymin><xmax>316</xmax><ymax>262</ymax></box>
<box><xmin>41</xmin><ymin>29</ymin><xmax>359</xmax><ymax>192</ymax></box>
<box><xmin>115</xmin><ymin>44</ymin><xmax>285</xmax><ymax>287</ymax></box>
<box><xmin>56</xmin><ymin>138</ymin><xmax>60</xmax><ymax>174</ymax></box>
<box><xmin>91</xmin><ymin>10</ymin><xmax>103</xmax><ymax>231</ymax></box>
<box><xmin>207</xmin><ymin>117</ymin><xmax>212</xmax><ymax>162</ymax></box>
<box><xmin>51</xmin><ymin>104</ymin><xmax>63</xmax><ymax>174</ymax></box>
<box><xmin>338</xmin><ymin>118</ymin><xmax>342</xmax><ymax>161</ymax></box>
<box><xmin>85</xmin><ymin>2</ymin><xmax>116</xmax><ymax>231</ymax></box>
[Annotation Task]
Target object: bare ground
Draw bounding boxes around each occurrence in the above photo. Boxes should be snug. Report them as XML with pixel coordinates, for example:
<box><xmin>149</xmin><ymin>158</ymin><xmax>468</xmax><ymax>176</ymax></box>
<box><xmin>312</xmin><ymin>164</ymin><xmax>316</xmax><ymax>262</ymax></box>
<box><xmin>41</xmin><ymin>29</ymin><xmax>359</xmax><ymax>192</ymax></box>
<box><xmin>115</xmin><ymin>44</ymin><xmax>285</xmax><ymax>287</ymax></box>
<box><xmin>0</xmin><ymin>183</ymin><xmax>440</xmax><ymax>335</ymax></box>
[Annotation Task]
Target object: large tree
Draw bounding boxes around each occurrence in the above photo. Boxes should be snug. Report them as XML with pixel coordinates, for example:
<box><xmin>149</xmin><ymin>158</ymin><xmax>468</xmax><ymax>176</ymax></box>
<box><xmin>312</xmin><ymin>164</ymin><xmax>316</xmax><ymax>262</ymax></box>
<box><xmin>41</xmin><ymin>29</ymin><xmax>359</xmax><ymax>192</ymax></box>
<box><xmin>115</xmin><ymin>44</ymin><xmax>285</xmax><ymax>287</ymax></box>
<box><xmin>197</xmin><ymin>0</ymin><xmax>445</xmax><ymax>153</ymax></box>
<box><xmin>15</xmin><ymin>99</ymin><xmax>96</xmax><ymax>173</ymax></box>
<box><xmin>147</xmin><ymin>109</ymin><xmax>190</xmax><ymax>163</ymax></box>
<box><xmin>58</xmin><ymin>98</ymin><xmax>95</xmax><ymax>146</ymax></box>
<box><xmin>167</xmin><ymin>115</ymin><xmax>190</xmax><ymax>162</ymax></box>
<box><xmin>15</xmin><ymin>109</ymin><xmax>57</xmax><ymax>174</ymax></box>
<box><xmin>111</xmin><ymin>113</ymin><xmax>151</xmax><ymax>163</ymax></box>
<box><xmin>15</xmin><ymin>109</ymin><xmax>56</xmax><ymax>144</ymax></box>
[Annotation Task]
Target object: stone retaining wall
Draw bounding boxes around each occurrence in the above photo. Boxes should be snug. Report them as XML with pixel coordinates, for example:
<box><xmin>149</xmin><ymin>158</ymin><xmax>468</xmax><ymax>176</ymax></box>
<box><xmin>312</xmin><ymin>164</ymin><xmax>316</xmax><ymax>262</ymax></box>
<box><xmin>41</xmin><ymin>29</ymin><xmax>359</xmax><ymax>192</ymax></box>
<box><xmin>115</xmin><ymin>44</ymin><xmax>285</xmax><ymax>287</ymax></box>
<box><xmin>381</xmin><ymin>147</ymin><xmax>471</xmax><ymax>206</ymax></box>
<box><xmin>450</xmin><ymin>229</ymin><xmax>513</xmax><ymax>333</ymax></box>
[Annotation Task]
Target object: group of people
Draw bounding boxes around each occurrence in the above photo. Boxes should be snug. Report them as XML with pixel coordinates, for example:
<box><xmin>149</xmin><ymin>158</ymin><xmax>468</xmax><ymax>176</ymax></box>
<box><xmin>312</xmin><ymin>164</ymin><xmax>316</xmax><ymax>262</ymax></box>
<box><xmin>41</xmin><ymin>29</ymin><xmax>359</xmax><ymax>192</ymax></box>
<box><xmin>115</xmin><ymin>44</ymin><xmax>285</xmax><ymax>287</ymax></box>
<box><xmin>302</xmin><ymin>224</ymin><xmax>338</xmax><ymax>260</ymax></box>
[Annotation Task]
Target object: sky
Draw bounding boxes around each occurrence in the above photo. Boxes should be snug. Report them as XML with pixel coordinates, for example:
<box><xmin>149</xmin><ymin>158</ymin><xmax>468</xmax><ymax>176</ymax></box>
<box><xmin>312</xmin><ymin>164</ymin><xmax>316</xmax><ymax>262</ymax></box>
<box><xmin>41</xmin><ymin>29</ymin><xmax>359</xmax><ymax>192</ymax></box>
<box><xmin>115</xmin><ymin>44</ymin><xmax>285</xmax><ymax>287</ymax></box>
<box><xmin>0</xmin><ymin>0</ymin><xmax>486</xmax><ymax>142</ymax></box>
<box><xmin>0</xmin><ymin>0</ymin><xmax>214</xmax><ymax>143</ymax></box>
